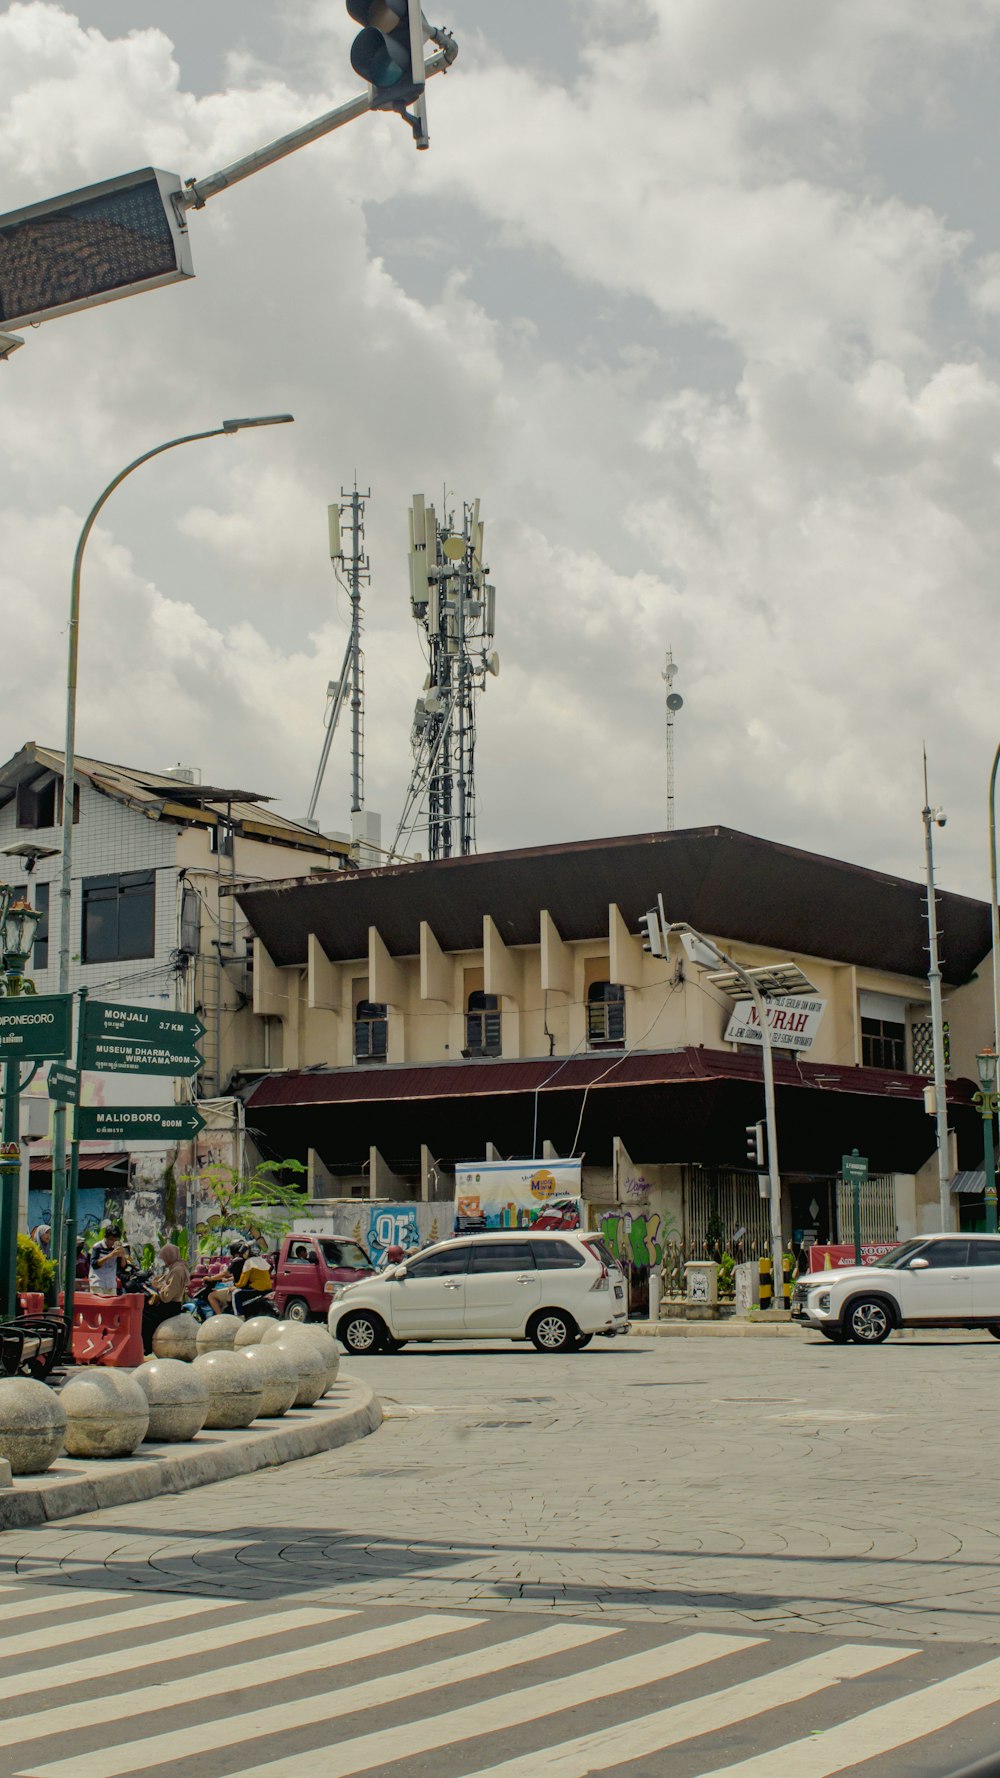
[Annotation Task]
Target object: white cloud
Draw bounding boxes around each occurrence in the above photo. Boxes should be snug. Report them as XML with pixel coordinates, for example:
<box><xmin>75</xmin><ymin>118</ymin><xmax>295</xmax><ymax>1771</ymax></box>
<box><xmin>1</xmin><ymin>0</ymin><xmax>1000</xmax><ymax>903</ymax></box>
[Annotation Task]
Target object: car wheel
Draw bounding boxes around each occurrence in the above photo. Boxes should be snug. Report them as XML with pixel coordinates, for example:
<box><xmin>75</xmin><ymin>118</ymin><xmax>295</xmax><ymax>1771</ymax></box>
<box><xmin>529</xmin><ymin>1310</ymin><xmax>575</xmax><ymax>1353</ymax></box>
<box><xmin>987</xmin><ymin>1326</ymin><xmax>1000</xmax><ymax>1340</ymax></box>
<box><xmin>572</xmin><ymin>1333</ymin><xmax>594</xmax><ymax>1350</ymax></box>
<box><xmin>846</xmin><ymin>1297</ymin><xmax>893</xmax><ymax>1344</ymax></box>
<box><xmin>338</xmin><ymin>1311</ymin><xmax>386</xmax><ymax>1355</ymax></box>
<box><xmin>819</xmin><ymin>1326</ymin><xmax>848</xmax><ymax>1343</ymax></box>
<box><xmin>283</xmin><ymin>1297</ymin><xmax>312</xmax><ymax>1323</ymax></box>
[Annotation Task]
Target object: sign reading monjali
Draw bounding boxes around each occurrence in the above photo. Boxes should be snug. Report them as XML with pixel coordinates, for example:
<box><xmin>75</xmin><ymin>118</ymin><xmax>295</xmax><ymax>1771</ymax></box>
<box><xmin>0</xmin><ymin>994</ymin><xmax>72</xmax><ymax>1061</ymax></box>
<box><xmin>724</xmin><ymin>996</ymin><xmax>827</xmax><ymax>1052</ymax></box>
<box><xmin>83</xmin><ymin>1001</ymin><xmax>205</xmax><ymax>1046</ymax></box>
<box><xmin>454</xmin><ymin>1158</ymin><xmax>583</xmax><ymax>1233</ymax></box>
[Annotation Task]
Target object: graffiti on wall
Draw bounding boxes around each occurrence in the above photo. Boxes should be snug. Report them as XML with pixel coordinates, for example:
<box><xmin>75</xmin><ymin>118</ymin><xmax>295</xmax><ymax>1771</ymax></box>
<box><xmin>366</xmin><ymin>1206</ymin><xmax>422</xmax><ymax>1260</ymax></box>
<box><xmin>596</xmin><ymin>1209</ymin><xmax>666</xmax><ymax>1271</ymax></box>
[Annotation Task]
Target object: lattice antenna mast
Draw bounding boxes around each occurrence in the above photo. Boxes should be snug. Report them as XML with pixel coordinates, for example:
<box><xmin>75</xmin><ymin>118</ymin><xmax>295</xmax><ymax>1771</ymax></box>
<box><xmin>306</xmin><ymin>482</ymin><xmax>370</xmax><ymax>826</ymax></box>
<box><xmin>393</xmin><ymin>493</ymin><xmax>499</xmax><ymax>860</ymax></box>
<box><xmin>662</xmin><ymin>648</ymin><xmax>683</xmax><ymax>831</ymax></box>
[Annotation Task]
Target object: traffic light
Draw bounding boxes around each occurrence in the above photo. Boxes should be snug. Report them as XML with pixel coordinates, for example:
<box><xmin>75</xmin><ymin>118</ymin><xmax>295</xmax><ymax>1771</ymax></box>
<box><xmin>347</xmin><ymin>1</ymin><xmax>427</xmax><ymax>108</ymax></box>
<box><xmin>746</xmin><ymin>1121</ymin><xmax>765</xmax><ymax>1168</ymax></box>
<box><xmin>638</xmin><ymin>908</ymin><xmax>666</xmax><ymax>958</ymax></box>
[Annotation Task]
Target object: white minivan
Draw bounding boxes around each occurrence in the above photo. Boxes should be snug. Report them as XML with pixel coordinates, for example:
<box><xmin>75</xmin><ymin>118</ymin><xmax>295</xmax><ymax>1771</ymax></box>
<box><xmin>329</xmin><ymin>1230</ymin><xmax>630</xmax><ymax>1354</ymax></box>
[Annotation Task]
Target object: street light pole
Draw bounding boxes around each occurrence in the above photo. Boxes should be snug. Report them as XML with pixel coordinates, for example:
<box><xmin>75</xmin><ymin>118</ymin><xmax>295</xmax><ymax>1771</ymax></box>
<box><xmin>0</xmin><ymin>891</ymin><xmax>42</xmax><ymax>1319</ymax></box>
<box><xmin>921</xmin><ymin>765</ymin><xmax>952</xmax><ymax>1233</ymax></box>
<box><xmin>50</xmin><ymin>414</ymin><xmax>294</xmax><ymax>1277</ymax></box>
<box><xmin>663</xmin><ymin>920</ymin><xmax>784</xmax><ymax>1296</ymax></box>
<box><xmin>988</xmin><ymin>742</ymin><xmax>1000</xmax><ymax>1063</ymax></box>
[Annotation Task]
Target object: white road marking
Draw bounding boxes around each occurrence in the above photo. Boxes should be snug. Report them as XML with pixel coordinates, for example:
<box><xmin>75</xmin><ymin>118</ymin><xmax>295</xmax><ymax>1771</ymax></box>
<box><xmin>233</xmin><ymin>1631</ymin><xmax>760</xmax><ymax>1778</ymax></box>
<box><xmin>0</xmin><ymin>1605</ymin><xmax>354</xmax><ymax>1723</ymax></box>
<box><xmin>21</xmin><ymin>1619</ymin><xmax>625</xmax><ymax>1778</ymax></box>
<box><xmin>689</xmin><ymin>1651</ymin><xmax>1000</xmax><ymax>1775</ymax></box>
<box><xmin>0</xmin><ymin>1594</ymin><xmax>224</xmax><ymax>1659</ymax></box>
<box><xmin>453</xmin><ymin>1643</ymin><xmax>914</xmax><ymax>1778</ymax></box>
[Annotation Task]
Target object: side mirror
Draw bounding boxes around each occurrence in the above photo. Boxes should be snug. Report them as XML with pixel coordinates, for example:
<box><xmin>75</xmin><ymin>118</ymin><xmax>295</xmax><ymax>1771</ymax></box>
<box><xmin>908</xmin><ymin>1257</ymin><xmax>930</xmax><ymax>1270</ymax></box>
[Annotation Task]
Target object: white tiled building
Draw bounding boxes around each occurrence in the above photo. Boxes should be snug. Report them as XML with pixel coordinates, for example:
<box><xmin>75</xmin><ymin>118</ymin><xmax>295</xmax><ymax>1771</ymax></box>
<box><xmin>0</xmin><ymin>744</ymin><xmax>345</xmax><ymax>1229</ymax></box>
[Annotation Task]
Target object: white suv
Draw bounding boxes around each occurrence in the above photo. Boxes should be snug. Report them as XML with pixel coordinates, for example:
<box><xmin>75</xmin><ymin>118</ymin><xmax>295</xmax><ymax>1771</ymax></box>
<box><xmin>791</xmin><ymin>1233</ymin><xmax>1000</xmax><ymax>1343</ymax></box>
<box><xmin>329</xmin><ymin>1230</ymin><xmax>630</xmax><ymax>1355</ymax></box>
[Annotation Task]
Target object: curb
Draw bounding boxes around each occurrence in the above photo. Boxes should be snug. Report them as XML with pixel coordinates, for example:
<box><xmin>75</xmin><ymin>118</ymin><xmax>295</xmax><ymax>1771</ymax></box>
<box><xmin>0</xmin><ymin>1375</ymin><xmax>381</xmax><ymax>1530</ymax></box>
<box><xmin>630</xmin><ymin>1319</ymin><xmax>798</xmax><ymax>1337</ymax></box>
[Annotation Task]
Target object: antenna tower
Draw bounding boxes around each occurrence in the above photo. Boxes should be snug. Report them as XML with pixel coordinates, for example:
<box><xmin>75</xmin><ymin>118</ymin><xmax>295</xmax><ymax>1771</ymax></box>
<box><xmin>306</xmin><ymin>482</ymin><xmax>370</xmax><ymax>826</ymax></box>
<box><xmin>393</xmin><ymin>492</ymin><xmax>499</xmax><ymax>860</ymax></box>
<box><xmin>663</xmin><ymin>648</ymin><xmax>683</xmax><ymax>831</ymax></box>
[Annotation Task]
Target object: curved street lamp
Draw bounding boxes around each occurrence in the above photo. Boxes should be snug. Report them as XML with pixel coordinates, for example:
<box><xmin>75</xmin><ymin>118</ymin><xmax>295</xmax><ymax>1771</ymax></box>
<box><xmin>51</xmin><ymin>414</ymin><xmax>294</xmax><ymax>1296</ymax></box>
<box><xmin>974</xmin><ymin>1046</ymin><xmax>1000</xmax><ymax>1235</ymax></box>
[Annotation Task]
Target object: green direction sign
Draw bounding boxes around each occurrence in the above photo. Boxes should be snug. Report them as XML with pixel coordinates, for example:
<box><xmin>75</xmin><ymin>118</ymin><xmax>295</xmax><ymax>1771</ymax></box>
<box><xmin>47</xmin><ymin>1064</ymin><xmax>79</xmax><ymax>1106</ymax></box>
<box><xmin>0</xmin><ymin>994</ymin><xmax>72</xmax><ymax>1061</ymax></box>
<box><xmin>81</xmin><ymin>1035</ymin><xmax>201</xmax><ymax>1077</ymax></box>
<box><xmin>76</xmin><ymin>1105</ymin><xmax>206</xmax><ymax>1143</ymax></box>
<box><xmin>842</xmin><ymin>1151</ymin><xmax>869</xmax><ymax>1186</ymax></box>
<box><xmin>83</xmin><ymin>1001</ymin><xmax>206</xmax><ymax>1047</ymax></box>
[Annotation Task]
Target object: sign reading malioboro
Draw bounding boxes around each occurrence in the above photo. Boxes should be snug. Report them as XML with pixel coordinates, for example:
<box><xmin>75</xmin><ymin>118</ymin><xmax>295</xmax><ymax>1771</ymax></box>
<box><xmin>0</xmin><ymin>994</ymin><xmax>72</xmax><ymax>1060</ymax></box>
<box><xmin>724</xmin><ymin>996</ymin><xmax>827</xmax><ymax>1052</ymax></box>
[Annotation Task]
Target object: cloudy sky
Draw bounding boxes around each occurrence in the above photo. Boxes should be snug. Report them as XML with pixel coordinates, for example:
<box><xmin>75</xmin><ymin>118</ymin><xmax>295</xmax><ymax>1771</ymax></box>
<box><xmin>2</xmin><ymin>0</ymin><xmax>1000</xmax><ymax>898</ymax></box>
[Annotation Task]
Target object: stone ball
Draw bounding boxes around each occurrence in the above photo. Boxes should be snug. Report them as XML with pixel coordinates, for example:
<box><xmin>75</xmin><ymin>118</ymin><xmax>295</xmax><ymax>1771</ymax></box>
<box><xmin>151</xmin><ymin>1314</ymin><xmax>199</xmax><ymax>1362</ymax></box>
<box><xmin>259</xmin><ymin>1318</ymin><xmax>311</xmax><ymax>1345</ymax></box>
<box><xmin>273</xmin><ymin>1322</ymin><xmax>341</xmax><ymax>1382</ymax></box>
<box><xmin>60</xmin><ymin>1370</ymin><xmax>150</xmax><ymax>1459</ymax></box>
<box><xmin>233</xmin><ymin>1316</ymin><xmax>282</xmax><ymax>1349</ymax></box>
<box><xmin>196</xmin><ymin>1314</ymin><xmax>244</xmax><ymax>1353</ymax></box>
<box><xmin>269</xmin><ymin>1336</ymin><xmax>333</xmax><ymax>1408</ymax></box>
<box><xmin>0</xmin><ymin>1377</ymin><xmax>66</xmax><ymax>1474</ymax></box>
<box><xmin>132</xmin><ymin>1359</ymin><xmax>210</xmax><ymax>1442</ymax></box>
<box><xmin>191</xmin><ymin>1350</ymin><xmax>265</xmax><ymax>1429</ymax></box>
<box><xmin>239</xmin><ymin>1345</ymin><xmax>298</xmax><ymax>1418</ymax></box>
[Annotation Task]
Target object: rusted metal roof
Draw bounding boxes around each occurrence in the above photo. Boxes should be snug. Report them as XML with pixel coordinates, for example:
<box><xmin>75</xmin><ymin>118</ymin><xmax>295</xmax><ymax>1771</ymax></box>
<box><xmin>236</xmin><ymin>826</ymin><xmax>991</xmax><ymax>984</ymax></box>
<box><xmin>244</xmin><ymin>1047</ymin><xmax>974</xmax><ymax>1111</ymax></box>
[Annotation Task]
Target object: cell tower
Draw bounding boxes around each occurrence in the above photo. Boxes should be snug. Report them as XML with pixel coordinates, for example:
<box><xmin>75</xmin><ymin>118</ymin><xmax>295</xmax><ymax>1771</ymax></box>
<box><xmin>306</xmin><ymin>482</ymin><xmax>370</xmax><ymax>828</ymax></box>
<box><xmin>392</xmin><ymin>492</ymin><xmax>499</xmax><ymax>860</ymax></box>
<box><xmin>662</xmin><ymin>648</ymin><xmax>683</xmax><ymax>830</ymax></box>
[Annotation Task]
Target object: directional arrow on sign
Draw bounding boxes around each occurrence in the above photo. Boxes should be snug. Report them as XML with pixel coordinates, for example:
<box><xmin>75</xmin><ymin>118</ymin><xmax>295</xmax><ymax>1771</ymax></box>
<box><xmin>83</xmin><ymin>1001</ymin><xmax>206</xmax><ymax>1047</ymax></box>
<box><xmin>80</xmin><ymin>1035</ymin><xmax>201</xmax><ymax>1078</ymax></box>
<box><xmin>76</xmin><ymin>1105</ymin><xmax>206</xmax><ymax>1142</ymax></box>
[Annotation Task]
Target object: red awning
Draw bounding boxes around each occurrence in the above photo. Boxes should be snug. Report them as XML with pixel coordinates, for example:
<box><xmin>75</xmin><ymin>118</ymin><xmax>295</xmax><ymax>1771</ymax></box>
<box><xmin>29</xmin><ymin>1151</ymin><xmax>129</xmax><ymax>1173</ymax></box>
<box><xmin>244</xmin><ymin>1048</ymin><xmax>974</xmax><ymax>1111</ymax></box>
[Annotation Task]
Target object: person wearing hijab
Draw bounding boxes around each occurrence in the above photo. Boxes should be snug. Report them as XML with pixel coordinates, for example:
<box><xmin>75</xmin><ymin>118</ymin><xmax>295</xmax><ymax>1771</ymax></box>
<box><xmin>142</xmin><ymin>1243</ymin><xmax>192</xmax><ymax>1351</ymax></box>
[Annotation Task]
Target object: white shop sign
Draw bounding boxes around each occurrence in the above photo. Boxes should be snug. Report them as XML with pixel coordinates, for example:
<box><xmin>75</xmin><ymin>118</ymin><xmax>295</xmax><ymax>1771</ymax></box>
<box><xmin>724</xmin><ymin>996</ymin><xmax>827</xmax><ymax>1051</ymax></box>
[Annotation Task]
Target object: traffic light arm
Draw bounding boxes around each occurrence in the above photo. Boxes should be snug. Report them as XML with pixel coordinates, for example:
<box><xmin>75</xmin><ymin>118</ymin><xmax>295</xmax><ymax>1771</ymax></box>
<box><xmin>179</xmin><ymin>38</ymin><xmax>458</xmax><ymax>209</ymax></box>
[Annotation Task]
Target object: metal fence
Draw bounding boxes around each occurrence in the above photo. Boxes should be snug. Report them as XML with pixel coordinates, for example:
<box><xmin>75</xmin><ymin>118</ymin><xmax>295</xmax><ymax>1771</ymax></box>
<box><xmin>836</xmin><ymin>1173</ymin><xmax>897</xmax><ymax>1244</ymax></box>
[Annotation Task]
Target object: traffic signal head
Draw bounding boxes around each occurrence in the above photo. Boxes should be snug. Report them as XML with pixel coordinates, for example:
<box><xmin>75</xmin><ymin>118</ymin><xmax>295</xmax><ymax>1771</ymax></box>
<box><xmin>347</xmin><ymin>1</ymin><xmax>426</xmax><ymax>106</ymax></box>
<box><xmin>638</xmin><ymin>908</ymin><xmax>666</xmax><ymax>958</ymax></box>
<box><xmin>746</xmin><ymin>1122</ymin><xmax>765</xmax><ymax>1168</ymax></box>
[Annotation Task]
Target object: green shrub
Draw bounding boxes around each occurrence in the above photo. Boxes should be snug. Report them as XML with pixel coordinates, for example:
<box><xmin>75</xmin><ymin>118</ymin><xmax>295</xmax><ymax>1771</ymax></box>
<box><xmin>16</xmin><ymin>1234</ymin><xmax>56</xmax><ymax>1295</ymax></box>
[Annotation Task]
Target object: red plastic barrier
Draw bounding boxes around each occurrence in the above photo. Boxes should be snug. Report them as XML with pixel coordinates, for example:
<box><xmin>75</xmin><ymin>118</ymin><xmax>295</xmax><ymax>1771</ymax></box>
<box><xmin>71</xmin><ymin>1292</ymin><xmax>145</xmax><ymax>1367</ymax></box>
<box><xmin>17</xmin><ymin>1292</ymin><xmax>45</xmax><ymax>1316</ymax></box>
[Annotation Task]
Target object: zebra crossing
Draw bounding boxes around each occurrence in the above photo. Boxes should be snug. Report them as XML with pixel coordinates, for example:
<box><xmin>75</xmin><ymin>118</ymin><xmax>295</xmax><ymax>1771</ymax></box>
<box><xmin>0</xmin><ymin>1580</ymin><xmax>994</xmax><ymax>1778</ymax></box>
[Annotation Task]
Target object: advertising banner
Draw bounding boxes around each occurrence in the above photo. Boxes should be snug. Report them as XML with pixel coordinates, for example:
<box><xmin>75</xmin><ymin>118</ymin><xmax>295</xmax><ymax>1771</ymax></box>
<box><xmin>724</xmin><ymin>996</ymin><xmax>826</xmax><ymax>1051</ymax></box>
<box><xmin>807</xmin><ymin>1243</ymin><xmax>897</xmax><ymax>1271</ymax></box>
<box><xmin>454</xmin><ymin>1159</ymin><xmax>583</xmax><ymax>1233</ymax></box>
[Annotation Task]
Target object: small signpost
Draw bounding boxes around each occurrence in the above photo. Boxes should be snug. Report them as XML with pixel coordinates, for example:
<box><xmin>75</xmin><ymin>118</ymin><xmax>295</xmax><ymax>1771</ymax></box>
<box><xmin>80</xmin><ymin>1035</ymin><xmax>201</xmax><ymax>1077</ymax></box>
<box><xmin>46</xmin><ymin>1064</ymin><xmax>79</xmax><ymax>1106</ymax></box>
<box><xmin>83</xmin><ymin>1002</ymin><xmax>205</xmax><ymax>1047</ymax></box>
<box><xmin>843</xmin><ymin>1149</ymin><xmax>869</xmax><ymax>1266</ymax></box>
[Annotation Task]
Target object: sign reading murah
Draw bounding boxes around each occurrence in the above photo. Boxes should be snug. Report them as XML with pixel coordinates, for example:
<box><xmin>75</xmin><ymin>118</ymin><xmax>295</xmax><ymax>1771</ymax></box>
<box><xmin>724</xmin><ymin>996</ymin><xmax>827</xmax><ymax>1052</ymax></box>
<box><xmin>0</xmin><ymin>994</ymin><xmax>72</xmax><ymax>1061</ymax></box>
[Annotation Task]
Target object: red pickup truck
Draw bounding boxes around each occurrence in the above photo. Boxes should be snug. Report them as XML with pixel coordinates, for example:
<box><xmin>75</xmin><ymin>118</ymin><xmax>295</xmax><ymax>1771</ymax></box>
<box><xmin>273</xmin><ymin>1233</ymin><xmax>374</xmax><ymax>1322</ymax></box>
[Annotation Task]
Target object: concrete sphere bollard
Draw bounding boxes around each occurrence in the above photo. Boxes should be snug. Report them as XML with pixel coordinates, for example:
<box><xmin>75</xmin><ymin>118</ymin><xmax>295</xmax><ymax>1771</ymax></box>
<box><xmin>60</xmin><ymin>1370</ymin><xmax>150</xmax><ymax>1459</ymax></box>
<box><xmin>192</xmin><ymin>1350</ymin><xmax>264</xmax><ymax>1429</ymax></box>
<box><xmin>152</xmin><ymin>1314</ymin><xmax>199</xmax><ymax>1363</ymax></box>
<box><xmin>0</xmin><ymin>1377</ymin><xmax>67</xmax><ymax>1474</ymax></box>
<box><xmin>133</xmin><ymin>1359</ymin><xmax>210</xmax><ymax>1442</ymax></box>
<box><xmin>196</xmin><ymin>1314</ymin><xmax>244</xmax><ymax>1353</ymax></box>
<box><xmin>271</xmin><ymin>1321</ymin><xmax>341</xmax><ymax>1383</ymax></box>
<box><xmin>270</xmin><ymin>1336</ymin><xmax>332</xmax><ymax>1408</ymax></box>
<box><xmin>233</xmin><ymin>1316</ymin><xmax>281</xmax><ymax>1349</ymax></box>
<box><xmin>260</xmin><ymin>1319</ymin><xmax>312</xmax><ymax>1345</ymax></box>
<box><xmin>239</xmin><ymin>1344</ymin><xmax>298</xmax><ymax>1418</ymax></box>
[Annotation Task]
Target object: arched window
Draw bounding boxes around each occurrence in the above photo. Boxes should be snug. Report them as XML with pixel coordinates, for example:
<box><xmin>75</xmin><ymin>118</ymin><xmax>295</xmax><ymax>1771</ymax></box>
<box><xmin>354</xmin><ymin>1000</ymin><xmax>388</xmax><ymax>1062</ymax></box>
<box><xmin>466</xmin><ymin>990</ymin><xmax>501</xmax><ymax>1057</ymax></box>
<box><xmin>587</xmin><ymin>981</ymin><xmax>625</xmax><ymax>1049</ymax></box>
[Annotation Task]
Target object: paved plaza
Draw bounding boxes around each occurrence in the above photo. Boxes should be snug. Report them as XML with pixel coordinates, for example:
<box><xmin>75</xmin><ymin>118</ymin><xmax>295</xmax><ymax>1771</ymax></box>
<box><xmin>3</xmin><ymin>1331</ymin><xmax>1000</xmax><ymax>1774</ymax></box>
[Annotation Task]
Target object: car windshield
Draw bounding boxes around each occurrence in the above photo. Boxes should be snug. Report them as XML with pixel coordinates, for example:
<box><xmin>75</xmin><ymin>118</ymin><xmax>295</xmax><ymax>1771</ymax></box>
<box><xmin>871</xmin><ymin>1240</ymin><xmax>926</xmax><ymax>1270</ymax></box>
<box><xmin>320</xmin><ymin>1239</ymin><xmax>371</xmax><ymax>1269</ymax></box>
